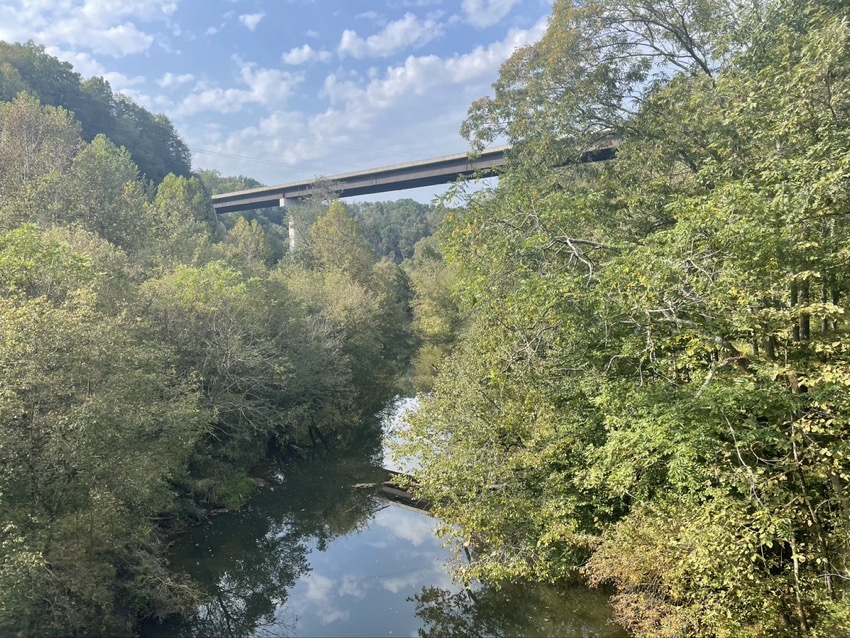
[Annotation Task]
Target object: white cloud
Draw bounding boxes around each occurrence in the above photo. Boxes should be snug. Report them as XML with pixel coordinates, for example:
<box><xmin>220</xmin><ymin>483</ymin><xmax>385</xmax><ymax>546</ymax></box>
<box><xmin>238</xmin><ymin>12</ymin><xmax>265</xmax><ymax>31</ymax></box>
<box><xmin>282</xmin><ymin>44</ymin><xmax>332</xmax><ymax>65</ymax></box>
<box><xmin>326</xmin><ymin>18</ymin><xmax>546</xmax><ymax>109</ymax></box>
<box><xmin>175</xmin><ymin>60</ymin><xmax>302</xmax><ymax>117</ymax></box>
<box><xmin>42</xmin><ymin>19</ymin><xmax>153</xmax><ymax>57</ymax></box>
<box><xmin>338</xmin><ymin>12</ymin><xmax>443</xmax><ymax>59</ymax></box>
<box><xmin>0</xmin><ymin>0</ymin><xmax>177</xmax><ymax>58</ymax></box>
<box><xmin>388</xmin><ymin>0</ymin><xmax>443</xmax><ymax>7</ymax></box>
<box><xmin>158</xmin><ymin>71</ymin><xmax>195</xmax><ymax>87</ymax></box>
<box><xmin>117</xmin><ymin>87</ymin><xmax>172</xmax><ymax>112</ymax></box>
<box><xmin>356</xmin><ymin>10</ymin><xmax>381</xmax><ymax>21</ymax></box>
<box><xmin>102</xmin><ymin>70</ymin><xmax>145</xmax><ymax>90</ymax></box>
<box><xmin>80</xmin><ymin>0</ymin><xmax>178</xmax><ymax>22</ymax></box>
<box><xmin>461</xmin><ymin>0</ymin><xmax>522</xmax><ymax>29</ymax></box>
<box><xmin>186</xmin><ymin>18</ymin><xmax>547</xmax><ymax>185</ymax></box>
<box><xmin>45</xmin><ymin>47</ymin><xmax>105</xmax><ymax>78</ymax></box>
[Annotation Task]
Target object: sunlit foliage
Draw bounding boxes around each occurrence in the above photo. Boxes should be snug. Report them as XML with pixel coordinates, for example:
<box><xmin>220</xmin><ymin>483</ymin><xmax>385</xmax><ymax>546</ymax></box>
<box><xmin>397</xmin><ymin>0</ymin><xmax>850</xmax><ymax>634</ymax></box>
<box><xmin>0</xmin><ymin>68</ymin><xmax>415</xmax><ymax>633</ymax></box>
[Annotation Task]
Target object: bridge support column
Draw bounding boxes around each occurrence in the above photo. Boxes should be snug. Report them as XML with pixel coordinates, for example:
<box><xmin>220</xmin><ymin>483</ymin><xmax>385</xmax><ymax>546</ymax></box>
<box><xmin>280</xmin><ymin>198</ymin><xmax>297</xmax><ymax>252</ymax></box>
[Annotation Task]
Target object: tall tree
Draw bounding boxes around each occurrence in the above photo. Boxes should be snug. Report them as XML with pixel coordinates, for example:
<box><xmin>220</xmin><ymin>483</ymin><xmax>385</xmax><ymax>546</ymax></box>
<box><xmin>310</xmin><ymin>201</ymin><xmax>376</xmax><ymax>284</ymax></box>
<box><xmin>62</xmin><ymin>134</ymin><xmax>149</xmax><ymax>249</ymax></box>
<box><xmin>0</xmin><ymin>94</ymin><xmax>83</xmax><ymax>228</ymax></box>
<box><xmin>0</xmin><ymin>226</ymin><xmax>203</xmax><ymax>635</ymax></box>
<box><xmin>398</xmin><ymin>0</ymin><xmax>850</xmax><ymax>635</ymax></box>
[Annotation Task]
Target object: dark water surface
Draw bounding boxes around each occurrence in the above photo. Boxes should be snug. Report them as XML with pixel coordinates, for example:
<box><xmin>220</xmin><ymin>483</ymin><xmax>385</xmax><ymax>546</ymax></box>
<box><xmin>141</xmin><ymin>418</ymin><xmax>627</xmax><ymax>638</ymax></box>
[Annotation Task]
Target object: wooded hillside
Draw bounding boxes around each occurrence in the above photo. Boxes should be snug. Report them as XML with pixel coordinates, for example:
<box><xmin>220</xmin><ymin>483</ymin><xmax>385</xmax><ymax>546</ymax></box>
<box><xmin>0</xmin><ymin>41</ymin><xmax>191</xmax><ymax>183</ymax></box>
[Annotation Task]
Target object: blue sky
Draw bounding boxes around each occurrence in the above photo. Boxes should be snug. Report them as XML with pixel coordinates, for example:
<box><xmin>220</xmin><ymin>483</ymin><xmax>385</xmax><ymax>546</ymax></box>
<box><xmin>0</xmin><ymin>0</ymin><xmax>551</xmax><ymax>197</ymax></box>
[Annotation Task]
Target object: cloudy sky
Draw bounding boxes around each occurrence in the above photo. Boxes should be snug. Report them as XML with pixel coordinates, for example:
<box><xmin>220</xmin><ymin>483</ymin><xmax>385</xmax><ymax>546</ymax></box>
<box><xmin>0</xmin><ymin>0</ymin><xmax>552</xmax><ymax>197</ymax></box>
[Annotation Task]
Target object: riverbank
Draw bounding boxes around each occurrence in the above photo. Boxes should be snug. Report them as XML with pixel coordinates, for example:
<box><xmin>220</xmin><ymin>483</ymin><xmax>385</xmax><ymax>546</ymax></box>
<box><xmin>141</xmin><ymin>412</ymin><xmax>627</xmax><ymax>637</ymax></box>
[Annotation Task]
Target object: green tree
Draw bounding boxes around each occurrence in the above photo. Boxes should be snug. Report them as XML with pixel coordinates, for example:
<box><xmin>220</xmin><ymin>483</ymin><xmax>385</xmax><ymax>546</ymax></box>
<box><xmin>0</xmin><ymin>41</ymin><xmax>85</xmax><ymax>112</ymax></box>
<box><xmin>61</xmin><ymin>134</ymin><xmax>149</xmax><ymax>248</ymax></box>
<box><xmin>0</xmin><ymin>226</ymin><xmax>203</xmax><ymax>635</ymax></box>
<box><xmin>0</xmin><ymin>94</ymin><xmax>82</xmax><ymax>228</ymax></box>
<box><xmin>147</xmin><ymin>173</ymin><xmax>219</xmax><ymax>267</ymax></box>
<box><xmin>398</xmin><ymin>0</ymin><xmax>850</xmax><ymax>635</ymax></box>
<box><xmin>141</xmin><ymin>263</ymin><xmax>284</xmax><ymax>445</ymax></box>
<box><xmin>196</xmin><ymin>168</ymin><xmax>263</xmax><ymax>195</ymax></box>
<box><xmin>404</xmin><ymin>235</ymin><xmax>464</xmax><ymax>391</ymax></box>
<box><xmin>310</xmin><ymin>200</ymin><xmax>376</xmax><ymax>283</ymax></box>
<box><xmin>222</xmin><ymin>216</ymin><xmax>276</xmax><ymax>274</ymax></box>
<box><xmin>0</xmin><ymin>40</ymin><xmax>192</xmax><ymax>183</ymax></box>
<box><xmin>351</xmin><ymin>198</ymin><xmax>440</xmax><ymax>262</ymax></box>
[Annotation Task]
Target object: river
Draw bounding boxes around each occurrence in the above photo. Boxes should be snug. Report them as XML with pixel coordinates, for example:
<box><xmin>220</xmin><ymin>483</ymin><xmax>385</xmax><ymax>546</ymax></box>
<box><xmin>141</xmin><ymin>402</ymin><xmax>627</xmax><ymax>637</ymax></box>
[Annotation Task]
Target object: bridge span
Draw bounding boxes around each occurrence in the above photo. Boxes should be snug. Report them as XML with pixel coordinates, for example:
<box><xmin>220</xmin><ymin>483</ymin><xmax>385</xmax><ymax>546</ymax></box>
<box><xmin>211</xmin><ymin>146</ymin><xmax>510</xmax><ymax>214</ymax></box>
<box><xmin>211</xmin><ymin>142</ymin><xmax>617</xmax><ymax>215</ymax></box>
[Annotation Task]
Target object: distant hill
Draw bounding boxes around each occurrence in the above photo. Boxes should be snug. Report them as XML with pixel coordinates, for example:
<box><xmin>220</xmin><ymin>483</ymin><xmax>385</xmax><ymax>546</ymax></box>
<box><xmin>0</xmin><ymin>41</ymin><xmax>191</xmax><ymax>183</ymax></box>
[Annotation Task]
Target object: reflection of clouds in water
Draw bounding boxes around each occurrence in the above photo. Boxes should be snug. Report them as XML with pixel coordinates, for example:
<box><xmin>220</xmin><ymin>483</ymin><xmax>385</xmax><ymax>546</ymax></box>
<box><xmin>297</xmin><ymin>572</ymin><xmax>352</xmax><ymax>625</ymax></box>
<box><xmin>303</xmin><ymin>573</ymin><xmax>334</xmax><ymax>603</ymax></box>
<box><xmin>383</xmin><ymin>569</ymin><xmax>438</xmax><ymax>594</ymax></box>
<box><xmin>319</xmin><ymin>607</ymin><xmax>350</xmax><ymax>625</ymax></box>
<box><xmin>290</xmin><ymin>563</ymin><xmax>455</xmax><ymax>626</ymax></box>
<box><xmin>366</xmin><ymin>539</ymin><xmax>390</xmax><ymax>549</ymax></box>
<box><xmin>374</xmin><ymin>507</ymin><xmax>438</xmax><ymax>547</ymax></box>
<box><xmin>382</xmin><ymin>560</ymin><xmax>455</xmax><ymax>594</ymax></box>
<box><xmin>338</xmin><ymin>577</ymin><xmax>368</xmax><ymax>599</ymax></box>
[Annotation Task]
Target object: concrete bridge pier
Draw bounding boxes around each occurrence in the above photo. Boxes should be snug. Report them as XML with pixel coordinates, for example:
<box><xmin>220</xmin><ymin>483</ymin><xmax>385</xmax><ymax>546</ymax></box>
<box><xmin>280</xmin><ymin>198</ymin><xmax>297</xmax><ymax>252</ymax></box>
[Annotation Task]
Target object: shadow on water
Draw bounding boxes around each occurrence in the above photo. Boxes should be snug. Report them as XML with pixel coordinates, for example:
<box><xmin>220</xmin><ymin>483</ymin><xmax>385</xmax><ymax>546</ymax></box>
<box><xmin>141</xmin><ymin>412</ymin><xmax>627</xmax><ymax>638</ymax></box>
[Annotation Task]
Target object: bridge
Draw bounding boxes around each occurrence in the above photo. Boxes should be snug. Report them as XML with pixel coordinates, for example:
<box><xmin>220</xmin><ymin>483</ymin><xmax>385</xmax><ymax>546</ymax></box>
<box><xmin>211</xmin><ymin>146</ymin><xmax>510</xmax><ymax>214</ymax></box>
<box><xmin>210</xmin><ymin>141</ymin><xmax>617</xmax><ymax>215</ymax></box>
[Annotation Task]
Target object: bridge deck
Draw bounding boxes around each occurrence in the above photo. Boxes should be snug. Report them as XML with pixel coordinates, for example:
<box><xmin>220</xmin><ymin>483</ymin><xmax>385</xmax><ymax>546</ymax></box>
<box><xmin>211</xmin><ymin>141</ymin><xmax>617</xmax><ymax>214</ymax></box>
<box><xmin>212</xmin><ymin>146</ymin><xmax>509</xmax><ymax>214</ymax></box>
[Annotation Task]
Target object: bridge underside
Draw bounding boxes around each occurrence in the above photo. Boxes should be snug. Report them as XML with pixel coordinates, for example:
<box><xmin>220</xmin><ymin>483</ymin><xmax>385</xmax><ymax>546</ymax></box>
<box><xmin>211</xmin><ymin>143</ymin><xmax>616</xmax><ymax>214</ymax></box>
<box><xmin>212</xmin><ymin>147</ymin><xmax>508</xmax><ymax>214</ymax></box>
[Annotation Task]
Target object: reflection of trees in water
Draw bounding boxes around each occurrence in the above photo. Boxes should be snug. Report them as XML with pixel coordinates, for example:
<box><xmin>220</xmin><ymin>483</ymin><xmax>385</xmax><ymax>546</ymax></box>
<box><xmin>412</xmin><ymin>587</ymin><xmax>519</xmax><ymax>638</ymax></box>
<box><xmin>148</xmin><ymin>423</ymin><xmax>388</xmax><ymax>638</ymax></box>
<box><xmin>412</xmin><ymin>582</ymin><xmax>625</xmax><ymax>638</ymax></box>
<box><xmin>173</xmin><ymin>523</ymin><xmax>309</xmax><ymax>638</ymax></box>
<box><xmin>147</xmin><ymin>427</ymin><xmax>383</xmax><ymax>638</ymax></box>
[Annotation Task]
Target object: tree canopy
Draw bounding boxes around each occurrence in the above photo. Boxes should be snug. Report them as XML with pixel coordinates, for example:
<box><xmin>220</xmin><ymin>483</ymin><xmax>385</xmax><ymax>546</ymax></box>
<box><xmin>0</xmin><ymin>87</ymin><xmax>416</xmax><ymax>634</ymax></box>
<box><xmin>396</xmin><ymin>0</ymin><xmax>850</xmax><ymax>634</ymax></box>
<box><xmin>0</xmin><ymin>41</ymin><xmax>191</xmax><ymax>183</ymax></box>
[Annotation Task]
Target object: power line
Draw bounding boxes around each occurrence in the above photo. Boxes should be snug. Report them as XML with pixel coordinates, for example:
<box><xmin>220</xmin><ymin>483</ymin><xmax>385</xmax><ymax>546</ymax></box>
<box><xmin>191</xmin><ymin>147</ymin><xmax>439</xmax><ymax>182</ymax></box>
<box><xmin>295</xmin><ymin>563</ymin><xmax>442</xmax><ymax>594</ymax></box>
<box><xmin>192</xmin><ymin>148</ymin><xmax>343</xmax><ymax>174</ymax></box>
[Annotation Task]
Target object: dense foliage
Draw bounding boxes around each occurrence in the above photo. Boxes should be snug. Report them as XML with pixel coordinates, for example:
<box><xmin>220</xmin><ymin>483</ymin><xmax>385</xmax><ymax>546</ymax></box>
<box><xmin>0</xmin><ymin>86</ymin><xmax>413</xmax><ymax>633</ymax></box>
<box><xmin>0</xmin><ymin>41</ymin><xmax>191</xmax><ymax>183</ymax></box>
<box><xmin>397</xmin><ymin>0</ymin><xmax>850</xmax><ymax>634</ymax></box>
<box><xmin>350</xmin><ymin>198</ymin><xmax>442</xmax><ymax>263</ymax></box>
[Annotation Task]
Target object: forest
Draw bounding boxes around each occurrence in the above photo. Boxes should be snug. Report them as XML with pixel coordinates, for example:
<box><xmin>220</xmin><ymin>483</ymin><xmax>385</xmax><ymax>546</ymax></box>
<box><xmin>396</xmin><ymin>0</ymin><xmax>850</xmax><ymax>635</ymax></box>
<box><xmin>0</xmin><ymin>43</ymin><xmax>438</xmax><ymax>635</ymax></box>
<box><xmin>3</xmin><ymin>0</ymin><xmax>850</xmax><ymax>635</ymax></box>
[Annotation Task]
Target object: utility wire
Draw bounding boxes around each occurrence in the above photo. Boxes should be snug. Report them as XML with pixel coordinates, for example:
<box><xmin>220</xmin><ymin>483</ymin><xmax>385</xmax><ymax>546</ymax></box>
<box><xmin>191</xmin><ymin>148</ymin><xmax>347</xmax><ymax>175</ymax></box>
<box><xmin>295</xmin><ymin>564</ymin><xmax>443</xmax><ymax>594</ymax></box>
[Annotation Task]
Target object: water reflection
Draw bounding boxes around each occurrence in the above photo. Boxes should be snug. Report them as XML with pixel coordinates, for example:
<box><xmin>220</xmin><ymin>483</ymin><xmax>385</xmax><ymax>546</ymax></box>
<box><xmin>144</xmin><ymin>424</ymin><xmax>388</xmax><ymax>638</ymax></box>
<box><xmin>412</xmin><ymin>582</ymin><xmax>627</xmax><ymax>638</ymax></box>
<box><xmin>142</xmin><ymin>416</ymin><xmax>626</xmax><ymax>638</ymax></box>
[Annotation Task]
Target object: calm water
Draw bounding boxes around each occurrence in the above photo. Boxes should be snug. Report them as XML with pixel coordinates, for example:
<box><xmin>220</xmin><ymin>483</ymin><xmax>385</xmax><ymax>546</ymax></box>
<box><xmin>141</xmin><ymin>412</ymin><xmax>627</xmax><ymax>638</ymax></box>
